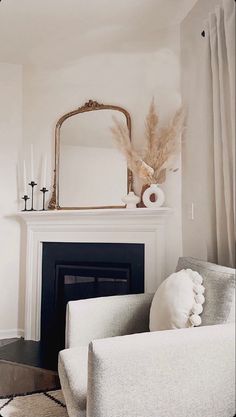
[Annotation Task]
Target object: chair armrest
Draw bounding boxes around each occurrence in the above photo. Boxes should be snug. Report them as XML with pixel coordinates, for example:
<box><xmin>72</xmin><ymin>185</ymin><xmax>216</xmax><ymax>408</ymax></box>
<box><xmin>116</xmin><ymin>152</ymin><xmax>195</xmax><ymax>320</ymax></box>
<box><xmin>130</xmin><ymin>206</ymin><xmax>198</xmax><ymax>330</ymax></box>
<box><xmin>66</xmin><ymin>293</ymin><xmax>153</xmax><ymax>348</ymax></box>
<box><xmin>87</xmin><ymin>323</ymin><xmax>235</xmax><ymax>417</ymax></box>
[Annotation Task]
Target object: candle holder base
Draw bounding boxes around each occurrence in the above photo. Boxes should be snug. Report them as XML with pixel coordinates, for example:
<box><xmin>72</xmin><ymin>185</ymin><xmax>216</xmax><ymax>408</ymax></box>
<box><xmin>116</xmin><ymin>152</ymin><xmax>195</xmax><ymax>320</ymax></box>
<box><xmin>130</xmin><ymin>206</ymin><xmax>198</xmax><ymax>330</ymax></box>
<box><xmin>40</xmin><ymin>187</ymin><xmax>49</xmax><ymax>211</ymax></box>
<box><xmin>29</xmin><ymin>181</ymin><xmax>37</xmax><ymax>211</ymax></box>
<box><xmin>21</xmin><ymin>195</ymin><xmax>30</xmax><ymax>211</ymax></box>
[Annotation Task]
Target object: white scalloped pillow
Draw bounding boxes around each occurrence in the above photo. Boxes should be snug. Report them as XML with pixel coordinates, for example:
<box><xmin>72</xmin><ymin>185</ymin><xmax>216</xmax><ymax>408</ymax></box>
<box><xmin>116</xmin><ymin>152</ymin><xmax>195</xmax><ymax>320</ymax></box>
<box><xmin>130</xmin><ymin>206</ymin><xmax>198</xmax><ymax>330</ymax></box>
<box><xmin>149</xmin><ymin>269</ymin><xmax>205</xmax><ymax>331</ymax></box>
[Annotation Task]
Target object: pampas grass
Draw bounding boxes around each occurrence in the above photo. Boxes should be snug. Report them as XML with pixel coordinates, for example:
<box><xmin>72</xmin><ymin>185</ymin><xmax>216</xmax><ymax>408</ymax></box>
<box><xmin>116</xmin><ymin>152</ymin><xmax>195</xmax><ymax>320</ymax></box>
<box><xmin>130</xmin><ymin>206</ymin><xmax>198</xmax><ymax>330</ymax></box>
<box><xmin>111</xmin><ymin>117</ymin><xmax>154</xmax><ymax>183</ymax></box>
<box><xmin>145</xmin><ymin>104</ymin><xmax>185</xmax><ymax>182</ymax></box>
<box><xmin>111</xmin><ymin>99</ymin><xmax>185</xmax><ymax>185</ymax></box>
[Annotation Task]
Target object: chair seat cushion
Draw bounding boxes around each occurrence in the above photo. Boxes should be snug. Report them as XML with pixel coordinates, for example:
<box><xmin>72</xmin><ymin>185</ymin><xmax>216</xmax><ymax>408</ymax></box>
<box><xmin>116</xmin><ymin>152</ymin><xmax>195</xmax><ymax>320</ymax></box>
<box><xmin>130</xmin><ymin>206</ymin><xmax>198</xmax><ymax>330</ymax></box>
<box><xmin>58</xmin><ymin>346</ymin><xmax>88</xmax><ymax>417</ymax></box>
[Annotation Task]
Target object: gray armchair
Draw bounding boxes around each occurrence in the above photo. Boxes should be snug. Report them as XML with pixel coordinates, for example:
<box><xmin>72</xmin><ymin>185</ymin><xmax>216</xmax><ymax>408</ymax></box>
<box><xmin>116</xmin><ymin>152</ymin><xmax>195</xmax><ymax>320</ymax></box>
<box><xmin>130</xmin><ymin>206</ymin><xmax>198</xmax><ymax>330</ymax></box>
<box><xmin>58</xmin><ymin>258</ymin><xmax>235</xmax><ymax>417</ymax></box>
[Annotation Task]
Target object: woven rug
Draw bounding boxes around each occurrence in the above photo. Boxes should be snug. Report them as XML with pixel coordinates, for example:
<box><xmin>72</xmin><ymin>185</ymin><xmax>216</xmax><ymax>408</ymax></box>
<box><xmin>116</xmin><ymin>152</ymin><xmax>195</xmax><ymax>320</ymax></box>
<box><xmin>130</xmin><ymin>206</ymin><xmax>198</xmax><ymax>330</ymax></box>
<box><xmin>0</xmin><ymin>389</ymin><xmax>68</xmax><ymax>417</ymax></box>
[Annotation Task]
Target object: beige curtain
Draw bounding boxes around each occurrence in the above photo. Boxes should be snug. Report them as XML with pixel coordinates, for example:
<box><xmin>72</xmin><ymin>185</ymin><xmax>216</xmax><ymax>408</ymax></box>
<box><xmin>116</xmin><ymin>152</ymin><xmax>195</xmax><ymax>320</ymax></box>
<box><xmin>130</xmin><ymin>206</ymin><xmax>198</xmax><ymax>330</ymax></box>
<box><xmin>203</xmin><ymin>0</ymin><xmax>235</xmax><ymax>267</ymax></box>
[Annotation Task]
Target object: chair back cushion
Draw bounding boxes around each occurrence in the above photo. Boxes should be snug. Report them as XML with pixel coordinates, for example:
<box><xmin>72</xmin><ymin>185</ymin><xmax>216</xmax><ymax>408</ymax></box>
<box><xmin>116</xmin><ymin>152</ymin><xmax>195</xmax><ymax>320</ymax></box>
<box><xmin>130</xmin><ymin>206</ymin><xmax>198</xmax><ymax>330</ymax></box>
<box><xmin>176</xmin><ymin>257</ymin><xmax>235</xmax><ymax>326</ymax></box>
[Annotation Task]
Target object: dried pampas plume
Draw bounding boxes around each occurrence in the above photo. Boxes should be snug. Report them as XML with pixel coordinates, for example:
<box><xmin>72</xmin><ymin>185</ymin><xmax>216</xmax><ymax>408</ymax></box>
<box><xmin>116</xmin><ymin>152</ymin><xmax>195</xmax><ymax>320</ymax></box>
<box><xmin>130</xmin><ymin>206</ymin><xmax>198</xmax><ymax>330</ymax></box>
<box><xmin>145</xmin><ymin>103</ymin><xmax>185</xmax><ymax>182</ymax></box>
<box><xmin>144</xmin><ymin>98</ymin><xmax>159</xmax><ymax>168</ymax></box>
<box><xmin>137</xmin><ymin>160</ymin><xmax>154</xmax><ymax>183</ymax></box>
<box><xmin>110</xmin><ymin>116</ymin><xmax>154</xmax><ymax>183</ymax></box>
<box><xmin>111</xmin><ymin>100</ymin><xmax>185</xmax><ymax>185</ymax></box>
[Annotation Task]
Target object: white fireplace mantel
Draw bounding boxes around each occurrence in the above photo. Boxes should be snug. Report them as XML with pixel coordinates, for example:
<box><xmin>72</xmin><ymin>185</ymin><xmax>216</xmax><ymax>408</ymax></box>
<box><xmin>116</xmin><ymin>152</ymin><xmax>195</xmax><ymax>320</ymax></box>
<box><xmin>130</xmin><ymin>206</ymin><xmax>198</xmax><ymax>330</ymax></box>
<box><xmin>19</xmin><ymin>207</ymin><xmax>172</xmax><ymax>340</ymax></box>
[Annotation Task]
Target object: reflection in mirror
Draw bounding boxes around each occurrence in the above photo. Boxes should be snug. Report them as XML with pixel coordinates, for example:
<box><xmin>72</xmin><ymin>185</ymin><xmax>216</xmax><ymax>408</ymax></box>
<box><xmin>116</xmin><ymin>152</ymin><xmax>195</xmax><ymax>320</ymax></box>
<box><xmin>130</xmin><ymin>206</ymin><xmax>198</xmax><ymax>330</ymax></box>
<box><xmin>59</xmin><ymin>109</ymin><xmax>128</xmax><ymax>208</ymax></box>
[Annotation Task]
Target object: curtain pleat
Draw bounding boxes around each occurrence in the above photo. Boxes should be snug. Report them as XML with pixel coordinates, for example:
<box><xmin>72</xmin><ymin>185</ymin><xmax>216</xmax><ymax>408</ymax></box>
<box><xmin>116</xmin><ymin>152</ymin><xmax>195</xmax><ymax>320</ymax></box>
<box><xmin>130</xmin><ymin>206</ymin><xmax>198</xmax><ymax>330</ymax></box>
<box><xmin>205</xmin><ymin>0</ymin><xmax>235</xmax><ymax>267</ymax></box>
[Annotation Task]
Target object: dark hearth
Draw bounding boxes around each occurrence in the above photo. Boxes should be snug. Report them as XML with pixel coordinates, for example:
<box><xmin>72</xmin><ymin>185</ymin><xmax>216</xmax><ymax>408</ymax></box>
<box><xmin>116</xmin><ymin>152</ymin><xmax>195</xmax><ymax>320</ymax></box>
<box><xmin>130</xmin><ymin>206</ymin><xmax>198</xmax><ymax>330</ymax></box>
<box><xmin>41</xmin><ymin>242</ymin><xmax>144</xmax><ymax>369</ymax></box>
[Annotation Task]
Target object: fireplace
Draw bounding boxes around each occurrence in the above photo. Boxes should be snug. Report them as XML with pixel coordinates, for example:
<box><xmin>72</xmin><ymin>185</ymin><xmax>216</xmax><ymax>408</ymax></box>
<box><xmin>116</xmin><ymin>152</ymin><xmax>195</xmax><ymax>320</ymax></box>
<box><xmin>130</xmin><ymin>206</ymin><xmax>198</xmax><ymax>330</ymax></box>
<box><xmin>41</xmin><ymin>242</ymin><xmax>144</xmax><ymax>368</ymax></box>
<box><xmin>20</xmin><ymin>208</ymin><xmax>171</xmax><ymax>351</ymax></box>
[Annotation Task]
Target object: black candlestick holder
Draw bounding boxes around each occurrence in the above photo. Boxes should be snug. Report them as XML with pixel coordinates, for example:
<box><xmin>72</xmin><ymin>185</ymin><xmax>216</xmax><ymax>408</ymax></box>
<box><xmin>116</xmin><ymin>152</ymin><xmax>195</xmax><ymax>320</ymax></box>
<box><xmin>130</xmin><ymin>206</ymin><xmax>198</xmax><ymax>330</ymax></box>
<box><xmin>21</xmin><ymin>195</ymin><xmax>30</xmax><ymax>211</ymax></box>
<box><xmin>40</xmin><ymin>187</ymin><xmax>49</xmax><ymax>211</ymax></box>
<box><xmin>29</xmin><ymin>181</ymin><xmax>37</xmax><ymax>211</ymax></box>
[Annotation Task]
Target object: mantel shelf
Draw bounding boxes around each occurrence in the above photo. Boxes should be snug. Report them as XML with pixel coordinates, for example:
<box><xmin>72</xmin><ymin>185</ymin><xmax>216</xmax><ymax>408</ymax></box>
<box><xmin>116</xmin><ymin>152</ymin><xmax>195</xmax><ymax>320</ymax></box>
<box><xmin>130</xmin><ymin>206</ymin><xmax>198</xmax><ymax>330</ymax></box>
<box><xmin>18</xmin><ymin>207</ymin><xmax>173</xmax><ymax>222</ymax></box>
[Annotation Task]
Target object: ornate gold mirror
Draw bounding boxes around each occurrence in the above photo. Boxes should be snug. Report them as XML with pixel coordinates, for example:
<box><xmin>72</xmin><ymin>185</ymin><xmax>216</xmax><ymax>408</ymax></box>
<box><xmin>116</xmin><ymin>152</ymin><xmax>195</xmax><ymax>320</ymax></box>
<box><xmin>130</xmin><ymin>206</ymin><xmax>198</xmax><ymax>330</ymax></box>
<box><xmin>48</xmin><ymin>100</ymin><xmax>132</xmax><ymax>210</ymax></box>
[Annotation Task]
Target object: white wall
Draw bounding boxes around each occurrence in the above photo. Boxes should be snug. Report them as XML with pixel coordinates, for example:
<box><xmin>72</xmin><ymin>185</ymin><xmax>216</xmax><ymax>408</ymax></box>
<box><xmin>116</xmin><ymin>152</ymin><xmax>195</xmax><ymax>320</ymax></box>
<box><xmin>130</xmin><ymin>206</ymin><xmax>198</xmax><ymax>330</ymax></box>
<box><xmin>181</xmin><ymin>0</ymin><xmax>220</xmax><ymax>260</ymax></box>
<box><xmin>0</xmin><ymin>63</ymin><xmax>23</xmax><ymax>338</ymax></box>
<box><xmin>22</xmin><ymin>29</ymin><xmax>182</xmax><ymax>280</ymax></box>
<box><xmin>0</xmin><ymin>27</ymin><xmax>182</xmax><ymax>335</ymax></box>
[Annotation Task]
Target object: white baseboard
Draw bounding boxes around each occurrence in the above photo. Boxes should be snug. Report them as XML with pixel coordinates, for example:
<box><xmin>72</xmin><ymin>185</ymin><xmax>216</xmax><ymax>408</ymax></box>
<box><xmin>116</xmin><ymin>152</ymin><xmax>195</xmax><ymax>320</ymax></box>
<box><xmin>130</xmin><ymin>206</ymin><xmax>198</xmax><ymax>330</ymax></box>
<box><xmin>0</xmin><ymin>328</ymin><xmax>24</xmax><ymax>340</ymax></box>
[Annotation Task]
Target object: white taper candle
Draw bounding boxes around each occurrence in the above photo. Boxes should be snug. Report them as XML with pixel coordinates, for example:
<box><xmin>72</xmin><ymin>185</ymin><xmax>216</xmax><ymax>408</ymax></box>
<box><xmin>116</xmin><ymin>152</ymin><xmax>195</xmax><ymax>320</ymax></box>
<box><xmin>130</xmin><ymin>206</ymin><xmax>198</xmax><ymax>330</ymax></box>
<box><xmin>42</xmin><ymin>155</ymin><xmax>47</xmax><ymax>187</ymax></box>
<box><xmin>30</xmin><ymin>144</ymin><xmax>34</xmax><ymax>181</ymax></box>
<box><xmin>23</xmin><ymin>159</ymin><xmax>27</xmax><ymax>195</ymax></box>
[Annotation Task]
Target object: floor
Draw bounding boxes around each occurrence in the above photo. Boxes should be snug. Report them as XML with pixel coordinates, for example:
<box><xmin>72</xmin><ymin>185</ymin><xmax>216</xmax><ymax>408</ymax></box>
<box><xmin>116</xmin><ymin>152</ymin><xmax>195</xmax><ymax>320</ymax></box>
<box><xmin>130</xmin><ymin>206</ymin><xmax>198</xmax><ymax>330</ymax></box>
<box><xmin>0</xmin><ymin>338</ymin><xmax>60</xmax><ymax>397</ymax></box>
<box><xmin>0</xmin><ymin>338</ymin><xmax>53</xmax><ymax>368</ymax></box>
<box><xmin>0</xmin><ymin>338</ymin><xmax>18</xmax><ymax>348</ymax></box>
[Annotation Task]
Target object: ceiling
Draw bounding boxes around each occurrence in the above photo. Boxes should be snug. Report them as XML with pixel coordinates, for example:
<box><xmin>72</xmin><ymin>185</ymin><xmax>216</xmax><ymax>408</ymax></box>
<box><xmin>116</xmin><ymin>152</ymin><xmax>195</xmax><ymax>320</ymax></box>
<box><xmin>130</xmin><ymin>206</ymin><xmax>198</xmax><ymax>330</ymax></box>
<box><xmin>0</xmin><ymin>0</ymin><xmax>197</xmax><ymax>66</ymax></box>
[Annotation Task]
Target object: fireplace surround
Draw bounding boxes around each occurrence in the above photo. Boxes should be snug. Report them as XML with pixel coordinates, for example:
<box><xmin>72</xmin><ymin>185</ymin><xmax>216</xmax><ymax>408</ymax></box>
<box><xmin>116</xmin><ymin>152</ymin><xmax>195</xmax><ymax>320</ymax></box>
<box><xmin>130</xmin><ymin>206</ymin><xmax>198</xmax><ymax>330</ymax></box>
<box><xmin>19</xmin><ymin>207</ymin><xmax>172</xmax><ymax>342</ymax></box>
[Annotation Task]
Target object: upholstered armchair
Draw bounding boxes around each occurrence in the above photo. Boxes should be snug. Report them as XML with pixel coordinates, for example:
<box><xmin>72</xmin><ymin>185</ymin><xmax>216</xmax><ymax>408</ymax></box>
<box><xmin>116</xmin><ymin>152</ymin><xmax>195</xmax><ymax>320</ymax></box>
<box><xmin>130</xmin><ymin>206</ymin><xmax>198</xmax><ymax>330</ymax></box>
<box><xmin>58</xmin><ymin>257</ymin><xmax>235</xmax><ymax>417</ymax></box>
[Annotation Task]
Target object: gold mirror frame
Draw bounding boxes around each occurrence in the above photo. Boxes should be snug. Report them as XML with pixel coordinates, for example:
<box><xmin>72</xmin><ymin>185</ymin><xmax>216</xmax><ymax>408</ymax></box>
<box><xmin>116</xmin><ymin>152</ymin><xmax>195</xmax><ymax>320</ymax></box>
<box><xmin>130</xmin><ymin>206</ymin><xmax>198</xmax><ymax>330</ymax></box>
<box><xmin>48</xmin><ymin>100</ymin><xmax>133</xmax><ymax>210</ymax></box>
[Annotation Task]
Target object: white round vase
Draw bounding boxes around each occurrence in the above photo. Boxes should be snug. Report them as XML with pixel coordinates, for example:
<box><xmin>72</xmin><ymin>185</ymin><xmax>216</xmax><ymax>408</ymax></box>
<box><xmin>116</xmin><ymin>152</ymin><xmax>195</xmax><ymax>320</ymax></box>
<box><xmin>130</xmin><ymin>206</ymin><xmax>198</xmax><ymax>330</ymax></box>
<box><xmin>142</xmin><ymin>184</ymin><xmax>165</xmax><ymax>208</ymax></box>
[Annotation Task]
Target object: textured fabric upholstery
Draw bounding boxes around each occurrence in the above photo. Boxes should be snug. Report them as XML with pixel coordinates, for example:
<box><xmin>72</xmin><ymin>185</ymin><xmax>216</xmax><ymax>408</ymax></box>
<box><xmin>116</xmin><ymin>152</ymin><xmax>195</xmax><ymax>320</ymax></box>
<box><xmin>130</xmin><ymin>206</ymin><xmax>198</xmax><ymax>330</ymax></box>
<box><xmin>66</xmin><ymin>293</ymin><xmax>153</xmax><ymax>348</ymax></box>
<box><xmin>87</xmin><ymin>324</ymin><xmax>235</xmax><ymax>417</ymax></box>
<box><xmin>59</xmin><ymin>258</ymin><xmax>235</xmax><ymax>417</ymax></box>
<box><xmin>176</xmin><ymin>257</ymin><xmax>235</xmax><ymax>325</ymax></box>
<box><xmin>61</xmin><ymin>293</ymin><xmax>153</xmax><ymax>417</ymax></box>
<box><xmin>58</xmin><ymin>346</ymin><xmax>88</xmax><ymax>417</ymax></box>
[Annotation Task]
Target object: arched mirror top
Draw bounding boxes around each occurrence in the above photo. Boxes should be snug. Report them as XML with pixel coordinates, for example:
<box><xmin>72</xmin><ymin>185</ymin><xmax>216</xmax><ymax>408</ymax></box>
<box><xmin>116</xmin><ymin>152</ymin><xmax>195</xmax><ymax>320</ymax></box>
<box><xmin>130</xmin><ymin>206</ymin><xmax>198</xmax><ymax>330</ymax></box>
<box><xmin>55</xmin><ymin>100</ymin><xmax>131</xmax><ymax>130</ymax></box>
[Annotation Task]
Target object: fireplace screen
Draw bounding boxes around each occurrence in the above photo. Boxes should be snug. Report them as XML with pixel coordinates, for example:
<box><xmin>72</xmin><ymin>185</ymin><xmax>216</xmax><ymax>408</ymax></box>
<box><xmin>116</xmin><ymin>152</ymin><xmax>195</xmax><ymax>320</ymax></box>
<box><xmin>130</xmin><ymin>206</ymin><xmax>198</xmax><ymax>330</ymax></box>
<box><xmin>60</xmin><ymin>263</ymin><xmax>130</xmax><ymax>299</ymax></box>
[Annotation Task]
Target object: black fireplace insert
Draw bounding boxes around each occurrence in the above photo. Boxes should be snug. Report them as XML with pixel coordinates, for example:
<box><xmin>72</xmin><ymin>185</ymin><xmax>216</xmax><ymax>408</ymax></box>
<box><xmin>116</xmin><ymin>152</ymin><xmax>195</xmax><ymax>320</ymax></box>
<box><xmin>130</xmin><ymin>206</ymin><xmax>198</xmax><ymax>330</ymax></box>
<box><xmin>41</xmin><ymin>242</ymin><xmax>144</xmax><ymax>369</ymax></box>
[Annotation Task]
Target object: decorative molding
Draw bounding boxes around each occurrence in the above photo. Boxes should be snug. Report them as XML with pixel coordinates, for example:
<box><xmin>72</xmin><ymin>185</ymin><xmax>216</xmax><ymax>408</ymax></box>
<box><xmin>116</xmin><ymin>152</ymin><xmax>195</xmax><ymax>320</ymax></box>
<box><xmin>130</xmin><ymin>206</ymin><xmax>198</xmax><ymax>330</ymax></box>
<box><xmin>0</xmin><ymin>328</ymin><xmax>24</xmax><ymax>340</ymax></box>
<box><xmin>48</xmin><ymin>169</ymin><xmax>56</xmax><ymax>210</ymax></box>
<box><xmin>78</xmin><ymin>99</ymin><xmax>104</xmax><ymax>111</ymax></box>
<box><xmin>20</xmin><ymin>207</ymin><xmax>172</xmax><ymax>221</ymax></box>
<box><xmin>19</xmin><ymin>207</ymin><xmax>172</xmax><ymax>341</ymax></box>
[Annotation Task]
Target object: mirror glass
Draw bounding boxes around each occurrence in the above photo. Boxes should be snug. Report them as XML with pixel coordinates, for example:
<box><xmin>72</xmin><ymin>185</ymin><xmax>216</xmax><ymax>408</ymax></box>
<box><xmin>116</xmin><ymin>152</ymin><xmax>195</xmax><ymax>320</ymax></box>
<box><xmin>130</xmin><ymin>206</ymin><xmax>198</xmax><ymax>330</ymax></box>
<box><xmin>58</xmin><ymin>109</ymin><xmax>128</xmax><ymax>208</ymax></box>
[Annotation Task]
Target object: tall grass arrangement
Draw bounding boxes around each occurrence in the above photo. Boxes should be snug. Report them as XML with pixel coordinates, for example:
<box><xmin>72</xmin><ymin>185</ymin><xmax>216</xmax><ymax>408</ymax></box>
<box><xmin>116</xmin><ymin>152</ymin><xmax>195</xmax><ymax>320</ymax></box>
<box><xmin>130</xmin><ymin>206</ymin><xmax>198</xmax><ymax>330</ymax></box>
<box><xmin>111</xmin><ymin>99</ymin><xmax>185</xmax><ymax>185</ymax></box>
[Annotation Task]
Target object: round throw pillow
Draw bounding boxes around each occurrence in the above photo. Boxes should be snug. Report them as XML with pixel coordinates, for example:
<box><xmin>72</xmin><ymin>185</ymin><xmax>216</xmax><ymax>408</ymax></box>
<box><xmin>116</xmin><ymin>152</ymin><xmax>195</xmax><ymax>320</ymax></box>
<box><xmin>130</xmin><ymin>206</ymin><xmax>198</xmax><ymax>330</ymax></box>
<box><xmin>149</xmin><ymin>269</ymin><xmax>205</xmax><ymax>331</ymax></box>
